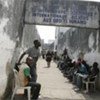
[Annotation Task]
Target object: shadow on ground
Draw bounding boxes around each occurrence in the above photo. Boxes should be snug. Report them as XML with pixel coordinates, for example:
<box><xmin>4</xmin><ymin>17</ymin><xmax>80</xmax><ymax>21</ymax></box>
<box><xmin>2</xmin><ymin>92</ymin><xmax>100</xmax><ymax>100</ymax></box>
<box><xmin>13</xmin><ymin>95</ymin><xmax>83</xmax><ymax>100</ymax></box>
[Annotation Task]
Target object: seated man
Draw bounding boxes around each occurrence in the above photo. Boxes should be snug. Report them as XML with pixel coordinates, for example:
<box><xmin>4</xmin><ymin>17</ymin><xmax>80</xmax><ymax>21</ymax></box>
<box><xmin>88</xmin><ymin>62</ymin><xmax>99</xmax><ymax>81</ymax></box>
<box><xmin>74</xmin><ymin>59</ymin><xmax>89</xmax><ymax>91</ymax></box>
<box><xmin>18</xmin><ymin>57</ymin><xmax>41</xmax><ymax>100</ymax></box>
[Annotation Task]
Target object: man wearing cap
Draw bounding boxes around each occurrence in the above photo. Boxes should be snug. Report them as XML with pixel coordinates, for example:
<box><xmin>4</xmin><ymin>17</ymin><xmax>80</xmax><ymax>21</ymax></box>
<box><xmin>18</xmin><ymin>39</ymin><xmax>41</xmax><ymax>82</ymax></box>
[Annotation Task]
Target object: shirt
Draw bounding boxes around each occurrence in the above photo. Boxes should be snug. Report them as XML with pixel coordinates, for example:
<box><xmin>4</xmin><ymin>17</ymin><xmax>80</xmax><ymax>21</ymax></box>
<box><xmin>18</xmin><ymin>63</ymin><xmax>30</xmax><ymax>86</ymax></box>
<box><xmin>79</xmin><ymin>64</ymin><xmax>88</xmax><ymax>75</ymax></box>
<box><xmin>25</xmin><ymin>46</ymin><xmax>40</xmax><ymax>61</ymax></box>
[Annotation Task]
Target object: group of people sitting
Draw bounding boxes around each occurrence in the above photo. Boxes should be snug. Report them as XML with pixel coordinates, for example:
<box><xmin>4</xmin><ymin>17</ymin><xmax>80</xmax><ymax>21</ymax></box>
<box><xmin>57</xmin><ymin>53</ymin><xmax>99</xmax><ymax>92</ymax></box>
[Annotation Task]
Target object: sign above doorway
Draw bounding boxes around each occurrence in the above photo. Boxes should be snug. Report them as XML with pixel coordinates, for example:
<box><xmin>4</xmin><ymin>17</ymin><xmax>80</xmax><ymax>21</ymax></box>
<box><xmin>25</xmin><ymin>0</ymin><xmax>99</xmax><ymax>29</ymax></box>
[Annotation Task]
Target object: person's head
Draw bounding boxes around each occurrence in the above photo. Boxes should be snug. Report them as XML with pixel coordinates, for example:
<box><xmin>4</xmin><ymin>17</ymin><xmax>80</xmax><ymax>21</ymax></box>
<box><xmin>26</xmin><ymin>56</ymin><xmax>33</xmax><ymax>66</ymax></box>
<box><xmin>93</xmin><ymin>62</ymin><xmax>98</xmax><ymax>69</ymax></box>
<box><xmin>81</xmin><ymin>60</ymin><xmax>86</xmax><ymax>65</ymax></box>
<box><xmin>33</xmin><ymin>40</ymin><xmax>41</xmax><ymax>48</ymax></box>
<box><xmin>76</xmin><ymin>58</ymin><xmax>81</xmax><ymax>66</ymax></box>
<box><xmin>47</xmin><ymin>50</ymin><xmax>50</xmax><ymax>53</ymax></box>
<box><xmin>63</xmin><ymin>48</ymin><xmax>67</xmax><ymax>54</ymax></box>
<box><xmin>72</xmin><ymin>59</ymin><xmax>76</xmax><ymax>64</ymax></box>
<box><xmin>77</xmin><ymin>58</ymin><xmax>81</xmax><ymax>63</ymax></box>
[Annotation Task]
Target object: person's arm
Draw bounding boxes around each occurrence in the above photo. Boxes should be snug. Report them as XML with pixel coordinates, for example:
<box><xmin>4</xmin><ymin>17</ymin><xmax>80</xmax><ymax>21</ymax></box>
<box><xmin>18</xmin><ymin>52</ymin><xmax>26</xmax><ymax>64</ymax></box>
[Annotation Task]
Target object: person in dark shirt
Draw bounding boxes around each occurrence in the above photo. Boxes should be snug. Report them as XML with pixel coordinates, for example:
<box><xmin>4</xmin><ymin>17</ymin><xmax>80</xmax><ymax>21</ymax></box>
<box><xmin>84</xmin><ymin>62</ymin><xmax>99</xmax><ymax>83</ymax></box>
<box><xmin>46</xmin><ymin>50</ymin><xmax>52</xmax><ymax>67</ymax></box>
<box><xmin>62</xmin><ymin>48</ymin><xmax>68</xmax><ymax>60</ymax></box>
<box><xmin>90</xmin><ymin>62</ymin><xmax>99</xmax><ymax>77</ymax></box>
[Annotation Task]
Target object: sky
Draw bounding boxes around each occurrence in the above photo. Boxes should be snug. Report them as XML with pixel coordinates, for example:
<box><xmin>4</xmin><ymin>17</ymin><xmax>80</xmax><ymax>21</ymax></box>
<box><xmin>36</xmin><ymin>25</ymin><xmax>56</xmax><ymax>43</ymax></box>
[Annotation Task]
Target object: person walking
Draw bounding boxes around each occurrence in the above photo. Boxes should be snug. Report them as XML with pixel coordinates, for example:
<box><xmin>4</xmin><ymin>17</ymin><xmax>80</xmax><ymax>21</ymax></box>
<box><xmin>46</xmin><ymin>50</ymin><xmax>52</xmax><ymax>68</ymax></box>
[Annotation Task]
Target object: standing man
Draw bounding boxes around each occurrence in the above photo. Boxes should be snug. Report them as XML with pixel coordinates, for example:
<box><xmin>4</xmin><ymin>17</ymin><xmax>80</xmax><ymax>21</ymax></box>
<box><xmin>18</xmin><ymin>39</ymin><xmax>41</xmax><ymax>82</ymax></box>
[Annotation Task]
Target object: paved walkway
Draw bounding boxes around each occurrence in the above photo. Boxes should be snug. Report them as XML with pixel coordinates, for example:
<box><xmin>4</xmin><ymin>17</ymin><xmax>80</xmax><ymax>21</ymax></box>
<box><xmin>14</xmin><ymin>58</ymin><xmax>100</xmax><ymax>100</ymax></box>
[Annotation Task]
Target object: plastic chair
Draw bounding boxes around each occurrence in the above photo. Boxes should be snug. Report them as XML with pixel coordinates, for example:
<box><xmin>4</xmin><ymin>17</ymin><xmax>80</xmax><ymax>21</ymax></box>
<box><xmin>82</xmin><ymin>75</ymin><xmax>97</xmax><ymax>93</ymax></box>
<box><xmin>11</xmin><ymin>69</ymin><xmax>31</xmax><ymax>100</ymax></box>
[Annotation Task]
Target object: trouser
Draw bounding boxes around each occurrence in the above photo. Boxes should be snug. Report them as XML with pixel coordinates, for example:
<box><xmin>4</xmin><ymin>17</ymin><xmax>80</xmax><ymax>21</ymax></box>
<box><xmin>73</xmin><ymin>73</ymin><xmax>77</xmax><ymax>84</ymax></box>
<box><xmin>76</xmin><ymin>75</ymin><xmax>82</xmax><ymax>89</ymax></box>
<box><xmin>30</xmin><ymin>63</ymin><xmax>37</xmax><ymax>82</ymax></box>
<box><xmin>25</xmin><ymin>82</ymin><xmax>41</xmax><ymax>99</ymax></box>
<box><xmin>47</xmin><ymin>61</ymin><xmax>50</xmax><ymax>67</ymax></box>
<box><xmin>42</xmin><ymin>54</ymin><xmax>45</xmax><ymax>59</ymax></box>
